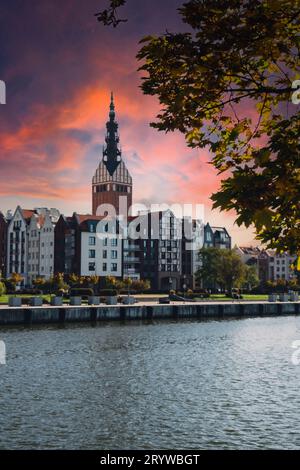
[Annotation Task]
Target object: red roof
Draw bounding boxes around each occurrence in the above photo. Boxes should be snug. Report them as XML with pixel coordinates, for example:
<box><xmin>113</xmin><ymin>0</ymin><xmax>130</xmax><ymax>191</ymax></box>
<box><xmin>22</xmin><ymin>209</ymin><xmax>35</xmax><ymax>220</ymax></box>
<box><xmin>75</xmin><ymin>214</ymin><xmax>106</xmax><ymax>224</ymax></box>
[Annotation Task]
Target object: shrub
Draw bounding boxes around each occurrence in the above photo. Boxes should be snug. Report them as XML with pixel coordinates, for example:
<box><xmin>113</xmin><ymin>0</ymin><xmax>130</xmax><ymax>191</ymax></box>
<box><xmin>99</xmin><ymin>289</ymin><xmax>117</xmax><ymax>297</ymax></box>
<box><xmin>69</xmin><ymin>288</ymin><xmax>94</xmax><ymax>298</ymax></box>
<box><xmin>0</xmin><ymin>281</ymin><xmax>6</xmax><ymax>296</ymax></box>
<box><xmin>3</xmin><ymin>278</ymin><xmax>16</xmax><ymax>293</ymax></box>
<box><xmin>19</xmin><ymin>288</ymin><xmax>43</xmax><ymax>295</ymax></box>
<box><xmin>55</xmin><ymin>288</ymin><xmax>68</xmax><ymax>297</ymax></box>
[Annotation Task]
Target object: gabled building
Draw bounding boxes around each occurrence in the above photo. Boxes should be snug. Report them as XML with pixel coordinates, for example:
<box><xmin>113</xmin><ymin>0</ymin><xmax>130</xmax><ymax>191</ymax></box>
<box><xmin>203</xmin><ymin>223</ymin><xmax>214</xmax><ymax>248</ymax></box>
<box><xmin>266</xmin><ymin>250</ymin><xmax>297</xmax><ymax>282</ymax></box>
<box><xmin>6</xmin><ymin>207</ymin><xmax>60</xmax><ymax>286</ymax></box>
<box><xmin>92</xmin><ymin>93</ymin><xmax>133</xmax><ymax>216</ymax></box>
<box><xmin>134</xmin><ymin>210</ymin><xmax>182</xmax><ymax>291</ymax></box>
<box><xmin>211</xmin><ymin>226</ymin><xmax>231</xmax><ymax>249</ymax></box>
<box><xmin>27</xmin><ymin>208</ymin><xmax>60</xmax><ymax>284</ymax></box>
<box><xmin>235</xmin><ymin>246</ymin><xmax>297</xmax><ymax>283</ymax></box>
<box><xmin>54</xmin><ymin>214</ymin><xmax>77</xmax><ymax>275</ymax></box>
<box><xmin>6</xmin><ymin>206</ymin><xmax>34</xmax><ymax>285</ymax></box>
<box><xmin>0</xmin><ymin>211</ymin><xmax>9</xmax><ymax>277</ymax></box>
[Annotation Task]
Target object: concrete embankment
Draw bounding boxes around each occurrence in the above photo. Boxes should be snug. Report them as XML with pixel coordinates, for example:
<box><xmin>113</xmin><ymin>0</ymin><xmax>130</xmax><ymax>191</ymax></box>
<box><xmin>0</xmin><ymin>301</ymin><xmax>300</xmax><ymax>326</ymax></box>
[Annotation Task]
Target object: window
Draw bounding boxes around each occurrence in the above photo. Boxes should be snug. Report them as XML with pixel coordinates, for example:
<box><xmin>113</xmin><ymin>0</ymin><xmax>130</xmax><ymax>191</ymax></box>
<box><xmin>111</xmin><ymin>250</ymin><xmax>118</xmax><ymax>259</ymax></box>
<box><xmin>89</xmin><ymin>236</ymin><xmax>96</xmax><ymax>246</ymax></box>
<box><xmin>103</xmin><ymin>250</ymin><xmax>107</xmax><ymax>259</ymax></box>
<box><xmin>111</xmin><ymin>263</ymin><xmax>118</xmax><ymax>272</ymax></box>
<box><xmin>89</xmin><ymin>262</ymin><xmax>95</xmax><ymax>271</ymax></box>
<box><xmin>103</xmin><ymin>263</ymin><xmax>107</xmax><ymax>272</ymax></box>
<box><xmin>103</xmin><ymin>238</ymin><xmax>108</xmax><ymax>246</ymax></box>
<box><xmin>111</xmin><ymin>238</ymin><xmax>118</xmax><ymax>246</ymax></box>
<box><xmin>89</xmin><ymin>249</ymin><xmax>95</xmax><ymax>258</ymax></box>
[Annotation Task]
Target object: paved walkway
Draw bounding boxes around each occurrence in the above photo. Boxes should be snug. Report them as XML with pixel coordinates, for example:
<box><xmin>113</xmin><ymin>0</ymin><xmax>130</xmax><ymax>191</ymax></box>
<box><xmin>0</xmin><ymin>300</ymin><xmax>285</xmax><ymax>310</ymax></box>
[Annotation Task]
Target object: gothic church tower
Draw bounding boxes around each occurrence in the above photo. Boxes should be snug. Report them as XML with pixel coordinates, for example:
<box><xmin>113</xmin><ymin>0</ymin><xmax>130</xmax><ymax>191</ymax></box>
<box><xmin>92</xmin><ymin>93</ymin><xmax>133</xmax><ymax>215</ymax></box>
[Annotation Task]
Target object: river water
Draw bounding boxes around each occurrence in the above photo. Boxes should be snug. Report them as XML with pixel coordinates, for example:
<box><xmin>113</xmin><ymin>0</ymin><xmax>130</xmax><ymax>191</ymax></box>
<box><xmin>1</xmin><ymin>316</ymin><xmax>300</xmax><ymax>449</ymax></box>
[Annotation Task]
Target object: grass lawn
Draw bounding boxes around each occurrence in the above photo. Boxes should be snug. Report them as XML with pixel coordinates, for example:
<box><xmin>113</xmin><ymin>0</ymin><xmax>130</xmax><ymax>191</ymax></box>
<box><xmin>0</xmin><ymin>293</ymin><xmax>269</xmax><ymax>305</ymax></box>
<box><xmin>0</xmin><ymin>294</ymin><xmax>53</xmax><ymax>305</ymax></box>
<box><xmin>209</xmin><ymin>294</ymin><xmax>268</xmax><ymax>301</ymax></box>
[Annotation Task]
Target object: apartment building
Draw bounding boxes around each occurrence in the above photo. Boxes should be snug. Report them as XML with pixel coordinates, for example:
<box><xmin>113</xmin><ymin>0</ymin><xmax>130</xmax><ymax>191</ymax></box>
<box><xmin>235</xmin><ymin>246</ymin><xmax>298</xmax><ymax>283</ymax></box>
<box><xmin>27</xmin><ymin>208</ymin><xmax>60</xmax><ymax>284</ymax></box>
<box><xmin>6</xmin><ymin>206</ymin><xmax>59</xmax><ymax>286</ymax></box>
<box><xmin>55</xmin><ymin>213</ymin><xmax>123</xmax><ymax>278</ymax></box>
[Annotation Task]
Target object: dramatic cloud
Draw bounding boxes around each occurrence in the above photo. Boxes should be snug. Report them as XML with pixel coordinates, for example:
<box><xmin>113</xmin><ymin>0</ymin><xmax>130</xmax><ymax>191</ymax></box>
<box><xmin>0</xmin><ymin>0</ymin><xmax>256</xmax><ymax>245</ymax></box>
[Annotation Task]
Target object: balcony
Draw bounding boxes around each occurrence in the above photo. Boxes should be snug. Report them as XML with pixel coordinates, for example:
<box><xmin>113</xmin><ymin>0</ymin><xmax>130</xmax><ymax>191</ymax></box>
<box><xmin>123</xmin><ymin>244</ymin><xmax>140</xmax><ymax>252</ymax></box>
<box><xmin>124</xmin><ymin>256</ymin><xmax>140</xmax><ymax>263</ymax></box>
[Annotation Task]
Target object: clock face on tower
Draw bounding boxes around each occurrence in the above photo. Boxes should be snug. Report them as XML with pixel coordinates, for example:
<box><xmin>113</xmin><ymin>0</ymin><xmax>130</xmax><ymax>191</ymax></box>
<box><xmin>92</xmin><ymin>93</ymin><xmax>133</xmax><ymax>216</ymax></box>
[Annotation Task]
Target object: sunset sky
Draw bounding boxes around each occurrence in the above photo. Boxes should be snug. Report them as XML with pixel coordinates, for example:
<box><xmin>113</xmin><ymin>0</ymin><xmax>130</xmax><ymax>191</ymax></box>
<box><xmin>0</xmin><ymin>0</ymin><xmax>257</xmax><ymax>245</ymax></box>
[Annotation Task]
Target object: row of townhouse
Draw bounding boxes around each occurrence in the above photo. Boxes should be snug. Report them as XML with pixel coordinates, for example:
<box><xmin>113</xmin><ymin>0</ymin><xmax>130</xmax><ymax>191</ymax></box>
<box><xmin>0</xmin><ymin>206</ymin><xmax>231</xmax><ymax>290</ymax></box>
<box><xmin>54</xmin><ymin>209</ymin><xmax>231</xmax><ymax>291</ymax></box>
<box><xmin>0</xmin><ymin>206</ymin><xmax>60</xmax><ymax>286</ymax></box>
<box><xmin>235</xmin><ymin>246</ymin><xmax>298</xmax><ymax>283</ymax></box>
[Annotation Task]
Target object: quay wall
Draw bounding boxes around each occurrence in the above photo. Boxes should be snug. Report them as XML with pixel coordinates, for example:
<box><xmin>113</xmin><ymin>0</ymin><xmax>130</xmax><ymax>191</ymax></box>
<box><xmin>0</xmin><ymin>302</ymin><xmax>300</xmax><ymax>326</ymax></box>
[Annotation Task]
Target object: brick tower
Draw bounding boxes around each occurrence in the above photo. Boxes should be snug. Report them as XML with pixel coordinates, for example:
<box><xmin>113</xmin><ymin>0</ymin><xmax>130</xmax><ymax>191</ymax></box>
<box><xmin>92</xmin><ymin>93</ymin><xmax>133</xmax><ymax>216</ymax></box>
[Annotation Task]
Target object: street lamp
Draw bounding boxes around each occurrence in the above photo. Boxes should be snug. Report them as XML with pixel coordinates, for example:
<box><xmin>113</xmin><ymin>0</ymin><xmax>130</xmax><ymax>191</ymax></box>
<box><xmin>169</xmin><ymin>277</ymin><xmax>173</xmax><ymax>297</ymax></box>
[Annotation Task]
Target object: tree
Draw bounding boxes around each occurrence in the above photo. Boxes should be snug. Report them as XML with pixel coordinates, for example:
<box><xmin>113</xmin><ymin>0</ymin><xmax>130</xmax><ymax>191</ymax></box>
<box><xmin>195</xmin><ymin>247</ymin><xmax>221</xmax><ymax>289</ymax></box>
<box><xmin>104</xmin><ymin>276</ymin><xmax>118</xmax><ymax>289</ymax></box>
<box><xmin>68</xmin><ymin>273</ymin><xmax>81</xmax><ymax>286</ymax></box>
<box><xmin>123</xmin><ymin>277</ymin><xmax>132</xmax><ymax>295</ymax></box>
<box><xmin>51</xmin><ymin>273</ymin><xmax>69</xmax><ymax>293</ymax></box>
<box><xmin>95</xmin><ymin>0</ymin><xmax>127</xmax><ymax>27</ymax></box>
<box><xmin>131</xmin><ymin>279</ymin><xmax>151</xmax><ymax>293</ymax></box>
<box><xmin>243</xmin><ymin>265</ymin><xmax>259</xmax><ymax>291</ymax></box>
<box><xmin>97</xmin><ymin>0</ymin><xmax>300</xmax><ymax>252</ymax></box>
<box><xmin>32</xmin><ymin>277</ymin><xmax>47</xmax><ymax>291</ymax></box>
<box><xmin>196</xmin><ymin>248</ymin><xmax>246</xmax><ymax>291</ymax></box>
<box><xmin>9</xmin><ymin>272</ymin><xmax>24</xmax><ymax>287</ymax></box>
<box><xmin>87</xmin><ymin>275</ymin><xmax>100</xmax><ymax>290</ymax></box>
<box><xmin>216</xmin><ymin>250</ymin><xmax>246</xmax><ymax>292</ymax></box>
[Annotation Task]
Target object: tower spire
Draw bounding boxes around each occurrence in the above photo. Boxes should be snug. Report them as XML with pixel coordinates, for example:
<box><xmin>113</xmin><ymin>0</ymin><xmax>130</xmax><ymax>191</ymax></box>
<box><xmin>92</xmin><ymin>91</ymin><xmax>133</xmax><ymax>215</ymax></box>
<box><xmin>103</xmin><ymin>92</ymin><xmax>121</xmax><ymax>175</ymax></box>
<box><xmin>109</xmin><ymin>91</ymin><xmax>115</xmax><ymax>120</ymax></box>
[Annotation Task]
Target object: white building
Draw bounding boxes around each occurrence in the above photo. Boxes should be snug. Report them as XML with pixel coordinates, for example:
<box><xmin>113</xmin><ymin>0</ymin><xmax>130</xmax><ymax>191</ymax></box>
<box><xmin>27</xmin><ymin>208</ymin><xmax>60</xmax><ymax>284</ymax></box>
<box><xmin>7</xmin><ymin>206</ymin><xmax>60</xmax><ymax>286</ymax></box>
<box><xmin>6</xmin><ymin>206</ymin><xmax>33</xmax><ymax>285</ymax></box>
<box><xmin>77</xmin><ymin>215</ymin><xmax>122</xmax><ymax>277</ymax></box>
<box><xmin>235</xmin><ymin>246</ymin><xmax>297</xmax><ymax>283</ymax></box>
<box><xmin>268</xmin><ymin>251</ymin><xmax>297</xmax><ymax>281</ymax></box>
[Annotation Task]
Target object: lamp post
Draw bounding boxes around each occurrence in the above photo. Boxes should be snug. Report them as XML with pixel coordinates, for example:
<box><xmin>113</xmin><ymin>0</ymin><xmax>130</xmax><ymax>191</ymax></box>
<box><xmin>169</xmin><ymin>277</ymin><xmax>173</xmax><ymax>297</ymax></box>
